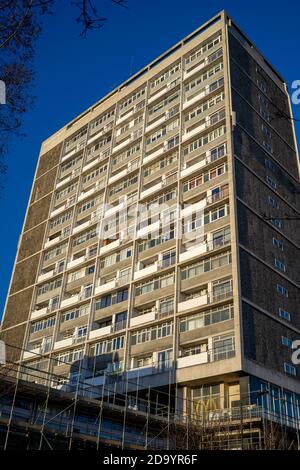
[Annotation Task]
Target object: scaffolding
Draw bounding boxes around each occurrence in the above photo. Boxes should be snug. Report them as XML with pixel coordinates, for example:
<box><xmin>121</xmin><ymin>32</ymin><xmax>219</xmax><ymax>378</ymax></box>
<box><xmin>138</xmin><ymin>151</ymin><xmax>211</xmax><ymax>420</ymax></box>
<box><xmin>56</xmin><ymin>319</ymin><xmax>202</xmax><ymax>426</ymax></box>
<box><xmin>1</xmin><ymin>343</ymin><xmax>300</xmax><ymax>450</ymax></box>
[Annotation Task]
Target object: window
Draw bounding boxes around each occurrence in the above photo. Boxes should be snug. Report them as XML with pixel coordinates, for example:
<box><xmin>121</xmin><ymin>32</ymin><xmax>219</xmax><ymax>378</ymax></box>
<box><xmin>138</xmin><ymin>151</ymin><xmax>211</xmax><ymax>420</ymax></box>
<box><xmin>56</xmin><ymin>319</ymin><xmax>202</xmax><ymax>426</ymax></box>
<box><xmin>159</xmin><ymin>297</ymin><xmax>174</xmax><ymax>314</ymax></box>
<box><xmin>135</xmin><ymin>273</ymin><xmax>175</xmax><ymax>296</ymax></box>
<box><xmin>138</xmin><ymin>227</ymin><xmax>175</xmax><ymax>253</ymax></box>
<box><xmin>183</xmin><ymin>125</ymin><xmax>226</xmax><ymax>156</ymax></box>
<box><xmin>61</xmin><ymin>154</ymin><xmax>83</xmax><ymax>174</ymax></box>
<box><xmin>148</xmin><ymin>91</ymin><xmax>180</xmax><ymax>116</ymax></box>
<box><xmin>76</xmin><ymin>325</ymin><xmax>88</xmax><ymax>338</ymax></box>
<box><xmin>181</xmin><ymin>251</ymin><xmax>232</xmax><ymax>280</ymax></box>
<box><xmin>263</xmin><ymin>141</ymin><xmax>273</xmax><ymax>154</ymax></box>
<box><xmin>49</xmin><ymin>211</ymin><xmax>72</xmax><ymax>230</ymax></box>
<box><xmin>212</xmin><ymin>333</ymin><xmax>235</xmax><ymax>361</ymax></box>
<box><xmin>261</xmin><ymin>124</ymin><xmax>272</xmax><ymax>139</ymax></box>
<box><xmin>183</xmin><ymin>162</ymin><xmax>228</xmax><ymax>192</ymax></box>
<box><xmin>37</xmin><ymin>278</ymin><xmax>62</xmax><ymax>296</ymax></box>
<box><xmin>185</xmin><ymin>34</ymin><xmax>222</xmax><ymax>65</ymax></box>
<box><xmin>161</xmin><ymin>250</ymin><xmax>176</xmax><ymax>268</ymax></box>
<box><xmin>180</xmin><ymin>305</ymin><xmax>234</xmax><ymax>332</ymax></box>
<box><xmin>144</xmin><ymin>152</ymin><xmax>178</xmax><ymax>177</ymax></box>
<box><xmin>78</xmin><ymin>195</ymin><xmax>102</xmax><ymax>214</ymax></box>
<box><xmin>146</xmin><ymin>119</ymin><xmax>179</xmax><ymax>145</ymax></box>
<box><xmin>44</xmin><ymin>243</ymin><xmax>68</xmax><ymax>262</ymax></box>
<box><xmin>146</xmin><ymin>188</ymin><xmax>177</xmax><ymax>210</ymax></box>
<box><xmin>184</xmin><ymin>63</ymin><xmax>224</xmax><ymax>95</ymax></box>
<box><xmin>131</xmin><ymin>322</ymin><xmax>173</xmax><ymax>345</ymax></box>
<box><xmin>100</xmin><ymin>247</ymin><xmax>132</xmax><ymax>268</ymax></box>
<box><xmin>112</xmin><ymin>142</ymin><xmax>141</xmax><ymax>166</ymax></box>
<box><xmin>265</xmin><ymin>158</ymin><xmax>276</xmax><ymax>173</ymax></box>
<box><xmin>83</xmin><ymin>163</ymin><xmax>108</xmax><ymax>184</ymax></box>
<box><xmin>279</xmin><ymin>308</ymin><xmax>291</xmax><ymax>322</ymax></box>
<box><xmin>284</xmin><ymin>363</ymin><xmax>296</xmax><ymax>376</ymax></box>
<box><xmin>73</xmin><ymin>227</ymin><xmax>98</xmax><ymax>247</ymax></box>
<box><xmin>61</xmin><ymin>304</ymin><xmax>90</xmax><ymax>323</ymax></box>
<box><xmin>55</xmin><ymin>348</ymin><xmax>84</xmax><ymax>365</ymax></box>
<box><xmin>210</xmin><ymin>142</ymin><xmax>226</xmax><ymax>161</ymax></box>
<box><xmin>65</xmin><ymin>128</ymin><xmax>87</xmax><ymax>151</ymax></box>
<box><xmin>87</xmin><ymin>136</ymin><xmax>112</xmax><ymax>159</ymax></box>
<box><xmin>275</xmin><ymin>259</ymin><xmax>286</xmax><ymax>272</ymax></box>
<box><xmin>256</xmin><ymin>75</ymin><xmax>267</xmax><ymax>93</ymax></box>
<box><xmin>266</xmin><ymin>175</ymin><xmax>277</xmax><ymax>189</ymax></box>
<box><xmin>90</xmin><ymin>108</ymin><xmax>114</xmax><ymax>131</ymax></box>
<box><xmin>109</xmin><ymin>174</ymin><xmax>138</xmax><ymax>196</ymax></box>
<box><xmin>96</xmin><ymin>289</ymin><xmax>128</xmax><ymax>309</ymax></box>
<box><xmin>271</xmin><ymin>218</ymin><xmax>283</xmax><ymax>229</ymax></box>
<box><xmin>91</xmin><ymin>336</ymin><xmax>125</xmax><ymax>356</ymax></box>
<box><xmin>150</xmin><ymin>62</ymin><xmax>181</xmax><ymax>89</ymax></box>
<box><xmin>282</xmin><ymin>337</ymin><xmax>293</xmax><ymax>348</ymax></box>
<box><xmin>31</xmin><ymin>316</ymin><xmax>56</xmax><ymax>333</ymax></box>
<box><xmin>55</xmin><ymin>182</ymin><xmax>77</xmax><ymax>201</ymax></box>
<box><xmin>268</xmin><ymin>195</ymin><xmax>279</xmax><ymax>209</ymax></box>
<box><xmin>273</xmin><ymin>238</ymin><xmax>284</xmax><ymax>251</ymax></box>
<box><xmin>120</xmin><ymin>88</ymin><xmax>146</xmax><ymax>110</ymax></box>
<box><xmin>134</xmin><ymin>355</ymin><xmax>153</xmax><ymax>368</ymax></box>
<box><xmin>184</xmin><ymin>92</ymin><xmax>225</xmax><ymax>122</ymax></box>
<box><xmin>277</xmin><ymin>284</ymin><xmax>288</xmax><ymax>297</ymax></box>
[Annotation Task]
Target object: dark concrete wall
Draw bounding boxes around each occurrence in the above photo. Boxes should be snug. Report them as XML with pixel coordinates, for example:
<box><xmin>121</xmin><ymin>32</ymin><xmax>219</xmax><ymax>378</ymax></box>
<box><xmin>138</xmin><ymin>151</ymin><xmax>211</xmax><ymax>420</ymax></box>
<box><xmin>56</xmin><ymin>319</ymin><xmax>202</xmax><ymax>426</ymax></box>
<box><xmin>242</xmin><ymin>301</ymin><xmax>300</xmax><ymax>379</ymax></box>
<box><xmin>0</xmin><ymin>143</ymin><xmax>62</xmax><ymax>362</ymax></box>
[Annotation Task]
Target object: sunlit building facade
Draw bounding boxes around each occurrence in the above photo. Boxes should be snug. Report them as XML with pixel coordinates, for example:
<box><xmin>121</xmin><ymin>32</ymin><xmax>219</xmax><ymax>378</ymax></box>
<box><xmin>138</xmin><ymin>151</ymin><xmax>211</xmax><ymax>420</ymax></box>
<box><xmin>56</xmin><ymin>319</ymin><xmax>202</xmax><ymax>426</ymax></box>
<box><xmin>1</xmin><ymin>11</ymin><xmax>300</xmax><ymax>421</ymax></box>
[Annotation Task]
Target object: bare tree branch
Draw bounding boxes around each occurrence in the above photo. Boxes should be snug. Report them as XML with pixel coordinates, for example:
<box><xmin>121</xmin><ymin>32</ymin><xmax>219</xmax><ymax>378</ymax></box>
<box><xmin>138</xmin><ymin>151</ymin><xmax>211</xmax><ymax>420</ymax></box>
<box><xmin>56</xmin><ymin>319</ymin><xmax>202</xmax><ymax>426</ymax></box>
<box><xmin>0</xmin><ymin>0</ymin><xmax>129</xmax><ymax>193</ymax></box>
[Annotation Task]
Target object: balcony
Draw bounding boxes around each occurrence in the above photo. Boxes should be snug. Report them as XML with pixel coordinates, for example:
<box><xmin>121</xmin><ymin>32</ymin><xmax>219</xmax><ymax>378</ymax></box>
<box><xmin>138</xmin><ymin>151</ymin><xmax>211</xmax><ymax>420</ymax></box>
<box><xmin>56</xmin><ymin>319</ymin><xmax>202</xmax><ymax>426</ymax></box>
<box><xmin>181</xmin><ymin>198</ymin><xmax>206</xmax><ymax>218</ymax></box>
<box><xmin>136</xmin><ymin>220</ymin><xmax>160</xmax><ymax>239</ymax></box>
<box><xmin>95</xmin><ymin>279</ymin><xmax>117</xmax><ymax>295</ymax></box>
<box><xmin>104</xmin><ymin>199</ymin><xmax>127</xmax><ymax>218</ymax></box>
<box><xmin>180</xmin><ymin>157</ymin><xmax>206</xmax><ymax>178</ymax></box>
<box><xmin>182</xmin><ymin>121</ymin><xmax>206</xmax><ymax>142</ymax></box>
<box><xmin>72</xmin><ymin>211</ymin><xmax>102</xmax><ymax>236</ymax></box>
<box><xmin>112</xmin><ymin>130</ymin><xmax>142</xmax><ymax>154</ymax></box>
<box><xmin>89</xmin><ymin>325</ymin><xmax>112</xmax><ymax>340</ymax></box>
<box><xmin>183</xmin><ymin>58</ymin><xmax>208</xmax><ymax>81</ymax></box>
<box><xmin>179</xmin><ymin>243</ymin><xmax>207</xmax><ymax>263</ymax></box>
<box><xmin>180</xmin><ymin>235</ymin><xmax>231</xmax><ymax>263</ymax></box>
<box><xmin>87</xmin><ymin>123</ymin><xmax>113</xmax><ymax>145</ymax></box>
<box><xmin>140</xmin><ymin>172</ymin><xmax>178</xmax><ymax>201</ymax></box>
<box><xmin>143</xmin><ymin>145</ymin><xmax>166</xmax><ymax>165</ymax></box>
<box><xmin>177</xmin><ymin>351</ymin><xmax>208</xmax><ymax>368</ymax></box>
<box><xmin>99</xmin><ymin>238</ymin><xmax>120</xmax><ymax>255</ymax></box>
<box><xmin>56</xmin><ymin>168</ymin><xmax>80</xmax><ymax>189</ymax></box>
<box><xmin>62</xmin><ymin>140</ymin><xmax>86</xmax><ymax>162</ymax></box>
<box><xmin>66</xmin><ymin>255</ymin><xmax>86</xmax><ymax>270</ymax></box>
<box><xmin>148</xmin><ymin>76</ymin><xmax>181</xmax><ymax>103</ymax></box>
<box><xmin>38</xmin><ymin>264</ymin><xmax>64</xmax><ymax>283</ymax></box>
<box><xmin>183</xmin><ymin>87</ymin><xmax>207</xmax><ymax>110</ymax></box>
<box><xmin>178</xmin><ymin>293</ymin><xmax>208</xmax><ymax>312</ymax></box>
<box><xmin>78</xmin><ymin>179</ymin><xmax>106</xmax><ymax>202</ymax></box>
<box><xmin>130</xmin><ymin>309</ymin><xmax>156</xmax><ymax>327</ymax></box>
<box><xmin>53</xmin><ymin>337</ymin><xmax>74</xmax><ymax>350</ymax></box>
<box><xmin>50</xmin><ymin>196</ymin><xmax>76</xmax><ymax>219</ymax></box>
<box><xmin>134</xmin><ymin>261</ymin><xmax>163</xmax><ymax>281</ymax></box>
<box><xmin>60</xmin><ymin>294</ymin><xmax>81</xmax><ymax>308</ymax></box>
<box><xmin>23</xmin><ymin>347</ymin><xmax>41</xmax><ymax>360</ymax></box>
<box><xmin>37</xmin><ymin>270</ymin><xmax>54</xmax><ymax>283</ymax></box>
<box><xmin>95</xmin><ymin>274</ymin><xmax>131</xmax><ymax>295</ymax></box>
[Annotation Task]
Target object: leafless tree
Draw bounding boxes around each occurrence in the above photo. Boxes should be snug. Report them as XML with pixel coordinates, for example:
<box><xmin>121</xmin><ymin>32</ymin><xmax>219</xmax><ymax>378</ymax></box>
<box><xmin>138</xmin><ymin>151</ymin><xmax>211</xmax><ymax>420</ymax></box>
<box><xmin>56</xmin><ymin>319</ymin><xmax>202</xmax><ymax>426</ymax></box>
<box><xmin>0</xmin><ymin>0</ymin><xmax>128</xmax><ymax>192</ymax></box>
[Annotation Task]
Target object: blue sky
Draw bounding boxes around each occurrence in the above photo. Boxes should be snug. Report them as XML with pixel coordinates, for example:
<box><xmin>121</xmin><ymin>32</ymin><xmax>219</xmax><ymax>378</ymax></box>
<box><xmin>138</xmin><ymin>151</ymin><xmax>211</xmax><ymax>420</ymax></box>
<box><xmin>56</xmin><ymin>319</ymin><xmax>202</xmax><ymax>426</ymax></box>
<box><xmin>0</xmin><ymin>0</ymin><xmax>299</xmax><ymax>317</ymax></box>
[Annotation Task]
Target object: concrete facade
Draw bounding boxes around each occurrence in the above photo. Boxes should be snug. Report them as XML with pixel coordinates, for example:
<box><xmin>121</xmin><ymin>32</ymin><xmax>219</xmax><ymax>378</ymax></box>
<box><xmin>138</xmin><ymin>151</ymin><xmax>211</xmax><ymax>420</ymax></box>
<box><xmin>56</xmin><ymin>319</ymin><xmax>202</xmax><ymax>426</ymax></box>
<box><xmin>1</xmin><ymin>11</ymin><xmax>300</xmax><ymax>416</ymax></box>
